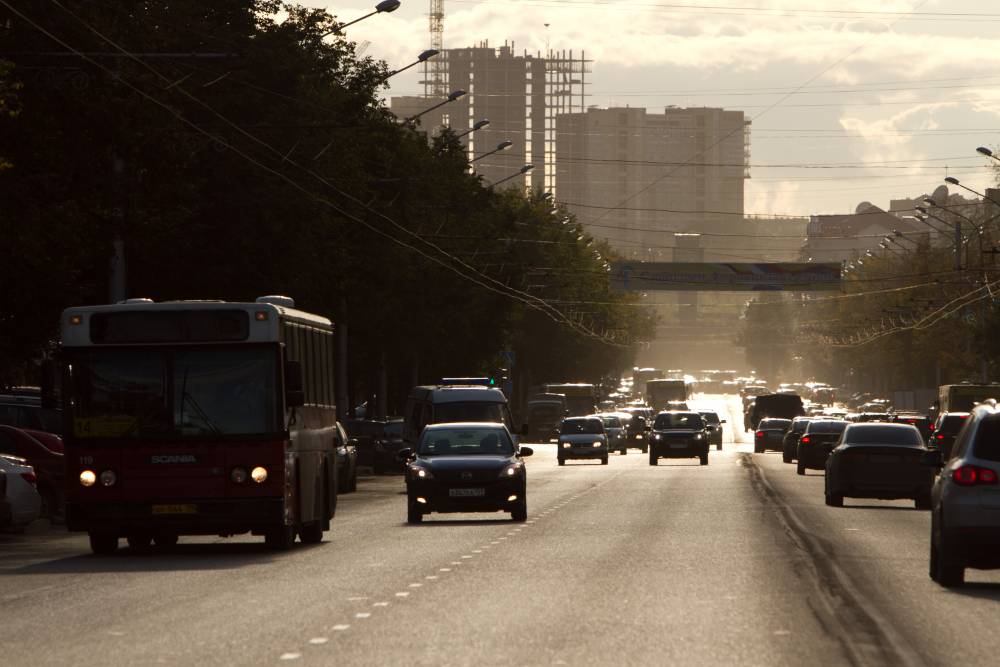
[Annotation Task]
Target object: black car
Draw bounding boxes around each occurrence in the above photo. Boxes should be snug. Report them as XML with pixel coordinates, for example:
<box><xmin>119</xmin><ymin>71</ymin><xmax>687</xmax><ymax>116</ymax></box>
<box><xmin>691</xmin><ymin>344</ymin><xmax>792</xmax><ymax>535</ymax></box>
<box><xmin>824</xmin><ymin>423</ymin><xmax>933</xmax><ymax>508</ymax></box>
<box><xmin>891</xmin><ymin>414</ymin><xmax>934</xmax><ymax>443</ymax></box>
<box><xmin>699</xmin><ymin>410</ymin><xmax>725</xmax><ymax>451</ymax></box>
<box><xmin>649</xmin><ymin>411</ymin><xmax>709</xmax><ymax>466</ymax></box>
<box><xmin>344</xmin><ymin>418</ymin><xmax>407</xmax><ymax>474</ymax></box>
<box><xmin>400</xmin><ymin>422</ymin><xmax>533</xmax><ymax>523</ymax></box>
<box><xmin>755</xmin><ymin>418</ymin><xmax>791</xmax><ymax>454</ymax></box>
<box><xmin>931</xmin><ymin>412</ymin><xmax>970</xmax><ymax>458</ymax></box>
<box><xmin>781</xmin><ymin>417</ymin><xmax>813</xmax><ymax>463</ymax></box>
<box><xmin>796</xmin><ymin>420</ymin><xmax>847</xmax><ymax>474</ymax></box>
<box><xmin>334</xmin><ymin>422</ymin><xmax>358</xmax><ymax>493</ymax></box>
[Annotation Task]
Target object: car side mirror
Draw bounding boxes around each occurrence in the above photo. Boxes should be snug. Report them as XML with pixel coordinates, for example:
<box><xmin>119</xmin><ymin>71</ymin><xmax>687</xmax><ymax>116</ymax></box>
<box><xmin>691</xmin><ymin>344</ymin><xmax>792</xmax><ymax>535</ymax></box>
<box><xmin>396</xmin><ymin>447</ymin><xmax>413</xmax><ymax>463</ymax></box>
<box><xmin>720</xmin><ymin>420</ymin><xmax>727</xmax><ymax>424</ymax></box>
<box><xmin>922</xmin><ymin>450</ymin><xmax>943</xmax><ymax>468</ymax></box>
<box><xmin>519</xmin><ymin>446</ymin><xmax>534</xmax><ymax>457</ymax></box>
<box><xmin>284</xmin><ymin>360</ymin><xmax>305</xmax><ymax>408</ymax></box>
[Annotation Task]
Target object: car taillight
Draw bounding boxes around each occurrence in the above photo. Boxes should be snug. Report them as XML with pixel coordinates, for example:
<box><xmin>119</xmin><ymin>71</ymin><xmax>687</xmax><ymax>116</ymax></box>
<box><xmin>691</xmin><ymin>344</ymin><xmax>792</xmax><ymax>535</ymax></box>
<box><xmin>935</xmin><ymin>434</ymin><xmax>945</xmax><ymax>440</ymax></box>
<box><xmin>953</xmin><ymin>465</ymin><xmax>999</xmax><ymax>486</ymax></box>
<box><xmin>755</xmin><ymin>431</ymin><xmax>764</xmax><ymax>438</ymax></box>
<box><xmin>800</xmin><ymin>436</ymin><xmax>811</xmax><ymax>444</ymax></box>
<box><xmin>20</xmin><ymin>471</ymin><xmax>37</xmax><ymax>487</ymax></box>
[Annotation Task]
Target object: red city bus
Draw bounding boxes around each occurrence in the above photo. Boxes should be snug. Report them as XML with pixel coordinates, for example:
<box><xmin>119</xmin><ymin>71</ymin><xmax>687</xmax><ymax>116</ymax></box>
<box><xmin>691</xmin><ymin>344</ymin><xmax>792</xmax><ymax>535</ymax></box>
<box><xmin>60</xmin><ymin>296</ymin><xmax>338</xmax><ymax>554</ymax></box>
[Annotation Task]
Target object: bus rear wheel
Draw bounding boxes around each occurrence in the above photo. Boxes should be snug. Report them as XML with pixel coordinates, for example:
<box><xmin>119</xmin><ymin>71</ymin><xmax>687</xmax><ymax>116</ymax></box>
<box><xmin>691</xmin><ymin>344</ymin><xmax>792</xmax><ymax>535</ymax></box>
<box><xmin>299</xmin><ymin>521</ymin><xmax>324</xmax><ymax>544</ymax></box>
<box><xmin>265</xmin><ymin>524</ymin><xmax>296</xmax><ymax>550</ymax></box>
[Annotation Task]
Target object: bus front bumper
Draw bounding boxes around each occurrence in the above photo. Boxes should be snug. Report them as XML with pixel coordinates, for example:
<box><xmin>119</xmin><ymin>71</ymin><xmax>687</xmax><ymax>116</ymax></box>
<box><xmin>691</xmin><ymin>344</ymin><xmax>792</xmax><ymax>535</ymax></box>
<box><xmin>66</xmin><ymin>498</ymin><xmax>285</xmax><ymax>536</ymax></box>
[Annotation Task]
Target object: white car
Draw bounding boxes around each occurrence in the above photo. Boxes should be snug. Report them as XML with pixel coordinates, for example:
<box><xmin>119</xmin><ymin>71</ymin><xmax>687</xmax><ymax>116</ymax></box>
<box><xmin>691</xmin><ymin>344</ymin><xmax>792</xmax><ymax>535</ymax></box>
<box><xmin>0</xmin><ymin>455</ymin><xmax>41</xmax><ymax>531</ymax></box>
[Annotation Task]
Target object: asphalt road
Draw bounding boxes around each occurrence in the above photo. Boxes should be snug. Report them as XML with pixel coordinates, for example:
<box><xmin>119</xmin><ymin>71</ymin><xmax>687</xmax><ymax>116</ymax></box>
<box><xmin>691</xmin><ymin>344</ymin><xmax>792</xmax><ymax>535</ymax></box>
<box><xmin>3</xmin><ymin>394</ymin><xmax>999</xmax><ymax>666</ymax></box>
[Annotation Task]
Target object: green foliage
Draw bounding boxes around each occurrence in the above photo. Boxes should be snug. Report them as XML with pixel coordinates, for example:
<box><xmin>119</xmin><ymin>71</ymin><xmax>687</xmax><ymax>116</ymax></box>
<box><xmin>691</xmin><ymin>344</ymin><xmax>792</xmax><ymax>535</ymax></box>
<box><xmin>0</xmin><ymin>1</ymin><xmax>653</xmax><ymax>399</ymax></box>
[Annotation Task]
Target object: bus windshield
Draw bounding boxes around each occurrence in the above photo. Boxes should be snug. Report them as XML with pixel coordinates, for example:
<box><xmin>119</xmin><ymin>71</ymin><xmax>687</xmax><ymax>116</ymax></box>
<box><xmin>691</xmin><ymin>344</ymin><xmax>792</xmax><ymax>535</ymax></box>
<box><xmin>68</xmin><ymin>347</ymin><xmax>280</xmax><ymax>438</ymax></box>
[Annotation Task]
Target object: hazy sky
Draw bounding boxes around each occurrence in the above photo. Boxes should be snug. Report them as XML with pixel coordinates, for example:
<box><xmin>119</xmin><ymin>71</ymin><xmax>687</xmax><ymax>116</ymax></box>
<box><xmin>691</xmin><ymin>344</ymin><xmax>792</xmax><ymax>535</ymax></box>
<box><xmin>311</xmin><ymin>1</ymin><xmax>1000</xmax><ymax>216</ymax></box>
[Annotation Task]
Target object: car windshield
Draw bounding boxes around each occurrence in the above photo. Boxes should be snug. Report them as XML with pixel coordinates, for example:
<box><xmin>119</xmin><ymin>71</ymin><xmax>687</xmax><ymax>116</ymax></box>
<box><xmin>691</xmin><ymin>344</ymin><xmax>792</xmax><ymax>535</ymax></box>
<box><xmin>433</xmin><ymin>401</ymin><xmax>506</xmax><ymax>424</ymax></box>
<box><xmin>653</xmin><ymin>413</ymin><xmax>704</xmax><ymax>430</ymax></box>
<box><xmin>601</xmin><ymin>416</ymin><xmax>622</xmax><ymax>428</ymax></box>
<box><xmin>384</xmin><ymin>421</ymin><xmax>403</xmax><ymax>437</ymax></box>
<box><xmin>700</xmin><ymin>412</ymin><xmax>720</xmax><ymax>425</ymax></box>
<box><xmin>418</xmin><ymin>427</ymin><xmax>513</xmax><ymax>456</ymax></box>
<box><xmin>844</xmin><ymin>425</ymin><xmax>923</xmax><ymax>446</ymax></box>
<box><xmin>68</xmin><ymin>347</ymin><xmax>279</xmax><ymax>438</ymax></box>
<box><xmin>760</xmin><ymin>419</ymin><xmax>791</xmax><ymax>430</ymax></box>
<box><xmin>939</xmin><ymin>415</ymin><xmax>969</xmax><ymax>434</ymax></box>
<box><xmin>791</xmin><ymin>420</ymin><xmax>810</xmax><ymax>433</ymax></box>
<box><xmin>805</xmin><ymin>421</ymin><xmax>847</xmax><ymax>434</ymax></box>
<box><xmin>561</xmin><ymin>419</ymin><xmax>602</xmax><ymax>434</ymax></box>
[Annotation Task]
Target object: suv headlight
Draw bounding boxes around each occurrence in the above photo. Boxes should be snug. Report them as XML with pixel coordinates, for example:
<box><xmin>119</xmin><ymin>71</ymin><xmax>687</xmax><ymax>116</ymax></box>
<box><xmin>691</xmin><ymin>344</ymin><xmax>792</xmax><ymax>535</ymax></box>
<box><xmin>592</xmin><ymin>441</ymin><xmax>603</xmax><ymax>447</ymax></box>
<box><xmin>694</xmin><ymin>433</ymin><xmax>703</xmax><ymax>440</ymax></box>
<box><xmin>502</xmin><ymin>463</ymin><xmax>523</xmax><ymax>477</ymax></box>
<box><xmin>409</xmin><ymin>465</ymin><xmax>433</xmax><ymax>480</ymax></box>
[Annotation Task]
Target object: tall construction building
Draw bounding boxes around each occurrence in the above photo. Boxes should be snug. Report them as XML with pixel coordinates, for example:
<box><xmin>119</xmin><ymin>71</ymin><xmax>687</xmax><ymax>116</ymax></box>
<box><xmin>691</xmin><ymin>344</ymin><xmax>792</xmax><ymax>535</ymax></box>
<box><xmin>555</xmin><ymin>106</ymin><xmax>750</xmax><ymax>259</ymax></box>
<box><xmin>391</xmin><ymin>41</ymin><xmax>590</xmax><ymax>190</ymax></box>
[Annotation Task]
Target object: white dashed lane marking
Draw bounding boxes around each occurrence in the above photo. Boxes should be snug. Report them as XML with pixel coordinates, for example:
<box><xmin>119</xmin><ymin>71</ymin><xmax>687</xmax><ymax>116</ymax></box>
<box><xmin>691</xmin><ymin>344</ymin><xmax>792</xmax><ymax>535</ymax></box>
<box><xmin>355</xmin><ymin>612</ymin><xmax>371</xmax><ymax>619</ymax></box>
<box><xmin>308</xmin><ymin>638</ymin><xmax>328</xmax><ymax>646</ymax></box>
<box><xmin>279</xmin><ymin>653</ymin><xmax>301</xmax><ymax>661</ymax></box>
<box><xmin>332</xmin><ymin>624</ymin><xmax>350</xmax><ymax>631</ymax></box>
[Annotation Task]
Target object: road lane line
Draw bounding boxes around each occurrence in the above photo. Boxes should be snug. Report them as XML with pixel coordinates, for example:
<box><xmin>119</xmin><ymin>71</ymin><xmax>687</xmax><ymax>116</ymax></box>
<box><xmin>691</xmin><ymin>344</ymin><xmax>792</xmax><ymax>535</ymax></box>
<box><xmin>355</xmin><ymin>612</ymin><xmax>371</xmax><ymax>619</ymax></box>
<box><xmin>395</xmin><ymin>592</ymin><xmax>410</xmax><ymax>597</ymax></box>
<box><xmin>331</xmin><ymin>625</ymin><xmax>350</xmax><ymax>631</ymax></box>
<box><xmin>279</xmin><ymin>653</ymin><xmax>301</xmax><ymax>661</ymax></box>
<box><xmin>308</xmin><ymin>637</ymin><xmax>329</xmax><ymax>645</ymax></box>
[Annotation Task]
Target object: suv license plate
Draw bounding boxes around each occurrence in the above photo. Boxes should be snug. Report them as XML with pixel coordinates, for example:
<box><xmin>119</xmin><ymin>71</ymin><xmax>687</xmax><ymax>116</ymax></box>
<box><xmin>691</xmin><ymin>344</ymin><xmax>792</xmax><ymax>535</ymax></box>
<box><xmin>152</xmin><ymin>504</ymin><xmax>197</xmax><ymax>515</ymax></box>
<box><xmin>449</xmin><ymin>488</ymin><xmax>485</xmax><ymax>497</ymax></box>
<box><xmin>670</xmin><ymin>443</ymin><xmax>688</xmax><ymax>449</ymax></box>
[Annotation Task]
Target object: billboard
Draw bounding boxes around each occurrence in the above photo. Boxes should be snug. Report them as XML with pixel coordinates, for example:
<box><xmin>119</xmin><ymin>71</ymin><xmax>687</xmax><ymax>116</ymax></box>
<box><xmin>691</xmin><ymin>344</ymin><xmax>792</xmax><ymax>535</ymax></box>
<box><xmin>610</xmin><ymin>262</ymin><xmax>842</xmax><ymax>292</ymax></box>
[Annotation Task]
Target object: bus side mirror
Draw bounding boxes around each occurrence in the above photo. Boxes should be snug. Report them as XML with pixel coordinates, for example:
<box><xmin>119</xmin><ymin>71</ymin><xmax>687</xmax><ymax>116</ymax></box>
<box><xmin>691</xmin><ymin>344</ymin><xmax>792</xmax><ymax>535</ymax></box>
<box><xmin>285</xmin><ymin>360</ymin><xmax>305</xmax><ymax>408</ymax></box>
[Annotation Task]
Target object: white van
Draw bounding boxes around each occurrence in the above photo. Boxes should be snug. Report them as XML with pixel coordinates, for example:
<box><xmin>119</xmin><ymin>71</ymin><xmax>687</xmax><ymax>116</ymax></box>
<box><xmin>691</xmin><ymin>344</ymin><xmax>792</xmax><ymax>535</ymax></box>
<box><xmin>402</xmin><ymin>385</ymin><xmax>517</xmax><ymax>442</ymax></box>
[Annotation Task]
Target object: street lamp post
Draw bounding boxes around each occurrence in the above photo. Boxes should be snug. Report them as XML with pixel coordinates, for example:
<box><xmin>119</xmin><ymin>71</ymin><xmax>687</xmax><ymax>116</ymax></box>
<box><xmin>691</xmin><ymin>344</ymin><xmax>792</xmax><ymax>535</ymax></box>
<box><xmin>380</xmin><ymin>49</ymin><xmax>438</xmax><ymax>82</ymax></box>
<box><xmin>403</xmin><ymin>89</ymin><xmax>466</xmax><ymax>125</ymax></box>
<box><xmin>321</xmin><ymin>0</ymin><xmax>401</xmax><ymax>37</ymax></box>
<box><xmin>470</xmin><ymin>140</ymin><xmax>513</xmax><ymax>163</ymax></box>
<box><xmin>456</xmin><ymin>119</ymin><xmax>489</xmax><ymax>139</ymax></box>
<box><xmin>917</xmin><ymin>206</ymin><xmax>962</xmax><ymax>271</ymax></box>
<box><xmin>488</xmin><ymin>164</ymin><xmax>534</xmax><ymax>189</ymax></box>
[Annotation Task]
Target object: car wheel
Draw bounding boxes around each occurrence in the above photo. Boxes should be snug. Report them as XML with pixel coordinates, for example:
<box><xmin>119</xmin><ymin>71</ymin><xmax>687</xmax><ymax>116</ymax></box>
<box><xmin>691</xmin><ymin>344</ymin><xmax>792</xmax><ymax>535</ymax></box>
<box><xmin>557</xmin><ymin>458</ymin><xmax>565</xmax><ymax>466</ymax></box>
<box><xmin>153</xmin><ymin>534</ymin><xmax>179</xmax><ymax>549</ymax></box>
<box><xmin>825</xmin><ymin>491</ymin><xmax>844</xmax><ymax>507</ymax></box>
<box><xmin>915</xmin><ymin>494</ymin><xmax>932</xmax><ymax>511</ymax></box>
<box><xmin>89</xmin><ymin>532</ymin><xmax>118</xmax><ymax>555</ymax></box>
<box><xmin>699</xmin><ymin>454</ymin><xmax>708</xmax><ymax>466</ymax></box>
<box><xmin>796</xmin><ymin>462</ymin><xmax>806</xmax><ymax>476</ymax></box>
<box><xmin>265</xmin><ymin>524</ymin><xmax>297</xmax><ymax>550</ymax></box>
<box><xmin>754</xmin><ymin>444</ymin><xmax>764</xmax><ymax>454</ymax></box>
<box><xmin>649</xmin><ymin>453</ymin><xmax>657</xmax><ymax>466</ymax></box>
<box><xmin>641</xmin><ymin>445</ymin><xmax>648</xmax><ymax>453</ymax></box>
<box><xmin>299</xmin><ymin>521</ymin><xmax>324</xmax><ymax>544</ymax></box>
<box><xmin>716</xmin><ymin>443</ymin><xmax>722</xmax><ymax>451</ymax></box>
<box><xmin>407</xmin><ymin>502</ymin><xmax>423</xmax><ymax>525</ymax></box>
<box><xmin>782</xmin><ymin>449</ymin><xmax>794</xmax><ymax>464</ymax></box>
<box><xmin>601</xmin><ymin>456</ymin><xmax>609</xmax><ymax>465</ymax></box>
<box><xmin>929</xmin><ymin>538</ymin><xmax>940</xmax><ymax>582</ymax></box>
<box><xmin>511</xmin><ymin>499</ymin><xmax>527</xmax><ymax>522</ymax></box>
<box><xmin>933</xmin><ymin>523</ymin><xmax>964</xmax><ymax>587</ymax></box>
<box><xmin>620</xmin><ymin>447</ymin><xmax>627</xmax><ymax>455</ymax></box>
<box><xmin>348</xmin><ymin>469</ymin><xmax>358</xmax><ymax>493</ymax></box>
<box><xmin>127</xmin><ymin>534</ymin><xmax>152</xmax><ymax>552</ymax></box>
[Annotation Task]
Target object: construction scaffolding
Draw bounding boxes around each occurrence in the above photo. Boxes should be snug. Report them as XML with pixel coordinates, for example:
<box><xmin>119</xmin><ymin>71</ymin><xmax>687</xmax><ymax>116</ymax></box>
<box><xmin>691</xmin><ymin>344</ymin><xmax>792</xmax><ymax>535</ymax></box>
<box><xmin>544</xmin><ymin>50</ymin><xmax>591</xmax><ymax>195</ymax></box>
<box><xmin>421</xmin><ymin>0</ymin><xmax>448</xmax><ymax>97</ymax></box>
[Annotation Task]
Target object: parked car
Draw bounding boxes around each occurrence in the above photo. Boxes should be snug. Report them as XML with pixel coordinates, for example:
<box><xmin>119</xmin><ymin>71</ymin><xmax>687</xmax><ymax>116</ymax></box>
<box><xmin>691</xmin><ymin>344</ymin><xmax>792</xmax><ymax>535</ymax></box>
<box><xmin>649</xmin><ymin>411</ymin><xmax>709</xmax><ymax>466</ymax></box>
<box><xmin>557</xmin><ymin>417</ymin><xmax>608</xmax><ymax>465</ymax></box>
<box><xmin>0</xmin><ymin>455</ymin><xmax>41</xmax><ymax>531</ymax></box>
<box><xmin>926</xmin><ymin>402</ymin><xmax>1000</xmax><ymax>587</ymax></box>
<box><xmin>399</xmin><ymin>422</ymin><xmax>532</xmax><ymax>523</ymax></box>
<box><xmin>930</xmin><ymin>412</ymin><xmax>970</xmax><ymax>458</ymax></box>
<box><xmin>373</xmin><ymin>419</ymin><xmax>405</xmax><ymax>473</ymax></box>
<box><xmin>334</xmin><ymin>422</ymin><xmax>358</xmax><ymax>493</ymax></box>
<box><xmin>698</xmin><ymin>410</ymin><xmax>725</xmax><ymax>451</ymax></box>
<box><xmin>597</xmin><ymin>413</ymin><xmax>628</xmax><ymax>455</ymax></box>
<box><xmin>824</xmin><ymin>423</ymin><xmax>933</xmax><ymax>509</ymax></box>
<box><xmin>781</xmin><ymin>417</ymin><xmax>813</xmax><ymax>463</ymax></box>
<box><xmin>0</xmin><ymin>425</ymin><xmax>64</xmax><ymax>518</ymax></box>
<box><xmin>796</xmin><ymin>420</ymin><xmax>848</xmax><ymax>474</ymax></box>
<box><xmin>754</xmin><ymin>418</ymin><xmax>792</xmax><ymax>454</ymax></box>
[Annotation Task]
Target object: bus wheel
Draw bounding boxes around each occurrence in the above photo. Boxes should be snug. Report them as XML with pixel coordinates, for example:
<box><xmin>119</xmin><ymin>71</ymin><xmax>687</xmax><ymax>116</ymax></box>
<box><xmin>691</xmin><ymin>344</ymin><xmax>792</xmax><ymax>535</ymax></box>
<box><xmin>299</xmin><ymin>521</ymin><xmax>323</xmax><ymax>544</ymax></box>
<box><xmin>265</xmin><ymin>524</ymin><xmax>296</xmax><ymax>550</ymax></box>
<box><xmin>89</xmin><ymin>532</ymin><xmax>118</xmax><ymax>555</ymax></box>
<box><xmin>153</xmin><ymin>534</ymin><xmax>179</xmax><ymax>549</ymax></box>
<box><xmin>127</xmin><ymin>534</ymin><xmax>153</xmax><ymax>552</ymax></box>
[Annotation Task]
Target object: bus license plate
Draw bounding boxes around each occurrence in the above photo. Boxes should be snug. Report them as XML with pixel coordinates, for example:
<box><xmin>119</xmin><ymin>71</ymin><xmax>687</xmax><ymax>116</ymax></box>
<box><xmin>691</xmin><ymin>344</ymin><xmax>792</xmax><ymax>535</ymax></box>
<box><xmin>449</xmin><ymin>488</ymin><xmax>485</xmax><ymax>497</ymax></box>
<box><xmin>152</xmin><ymin>504</ymin><xmax>197</xmax><ymax>515</ymax></box>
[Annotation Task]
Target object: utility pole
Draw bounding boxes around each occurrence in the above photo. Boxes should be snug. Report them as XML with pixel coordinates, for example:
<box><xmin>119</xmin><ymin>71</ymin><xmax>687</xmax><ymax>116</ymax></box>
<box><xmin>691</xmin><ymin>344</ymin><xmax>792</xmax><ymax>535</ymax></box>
<box><xmin>336</xmin><ymin>297</ymin><xmax>349</xmax><ymax>422</ymax></box>
<box><xmin>955</xmin><ymin>220</ymin><xmax>962</xmax><ymax>271</ymax></box>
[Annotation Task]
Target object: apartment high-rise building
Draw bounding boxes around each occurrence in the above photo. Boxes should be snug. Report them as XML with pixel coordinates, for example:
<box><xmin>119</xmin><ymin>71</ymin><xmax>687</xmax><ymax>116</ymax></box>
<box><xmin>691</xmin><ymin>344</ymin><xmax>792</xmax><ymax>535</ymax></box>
<box><xmin>556</xmin><ymin>106</ymin><xmax>749</xmax><ymax>259</ymax></box>
<box><xmin>391</xmin><ymin>42</ymin><xmax>589</xmax><ymax>190</ymax></box>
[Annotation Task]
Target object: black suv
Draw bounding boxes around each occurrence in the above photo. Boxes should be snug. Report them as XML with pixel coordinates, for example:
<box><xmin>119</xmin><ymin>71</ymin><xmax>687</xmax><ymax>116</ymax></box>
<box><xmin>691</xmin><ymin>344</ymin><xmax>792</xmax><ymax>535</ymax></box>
<box><xmin>649</xmin><ymin>411</ymin><xmax>709</xmax><ymax>466</ymax></box>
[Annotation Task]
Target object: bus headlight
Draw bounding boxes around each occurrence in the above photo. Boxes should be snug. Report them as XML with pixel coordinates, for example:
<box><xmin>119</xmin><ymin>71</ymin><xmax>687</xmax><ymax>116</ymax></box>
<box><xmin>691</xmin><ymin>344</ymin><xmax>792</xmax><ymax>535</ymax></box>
<box><xmin>251</xmin><ymin>466</ymin><xmax>268</xmax><ymax>483</ymax></box>
<box><xmin>230</xmin><ymin>467</ymin><xmax>249</xmax><ymax>484</ymax></box>
<box><xmin>79</xmin><ymin>470</ymin><xmax>96</xmax><ymax>487</ymax></box>
<box><xmin>99</xmin><ymin>469</ymin><xmax>118</xmax><ymax>487</ymax></box>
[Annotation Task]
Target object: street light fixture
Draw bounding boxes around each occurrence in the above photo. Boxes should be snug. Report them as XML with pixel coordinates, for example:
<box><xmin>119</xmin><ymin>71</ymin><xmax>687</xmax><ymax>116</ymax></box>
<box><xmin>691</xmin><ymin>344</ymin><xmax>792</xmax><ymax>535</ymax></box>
<box><xmin>321</xmin><ymin>0</ymin><xmax>401</xmax><ymax>37</ymax></box>
<box><xmin>380</xmin><ymin>49</ymin><xmax>438</xmax><ymax>82</ymax></box>
<box><xmin>403</xmin><ymin>89</ymin><xmax>466</xmax><ymax>125</ymax></box>
<box><xmin>489</xmin><ymin>164</ymin><xmax>534</xmax><ymax>189</ymax></box>
<box><xmin>456</xmin><ymin>119</ymin><xmax>490</xmax><ymax>139</ymax></box>
<box><xmin>978</xmin><ymin>146</ymin><xmax>1000</xmax><ymax>164</ymax></box>
<box><xmin>470</xmin><ymin>140</ymin><xmax>513</xmax><ymax>163</ymax></box>
<box><xmin>944</xmin><ymin>176</ymin><xmax>1000</xmax><ymax>209</ymax></box>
